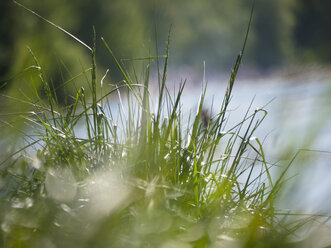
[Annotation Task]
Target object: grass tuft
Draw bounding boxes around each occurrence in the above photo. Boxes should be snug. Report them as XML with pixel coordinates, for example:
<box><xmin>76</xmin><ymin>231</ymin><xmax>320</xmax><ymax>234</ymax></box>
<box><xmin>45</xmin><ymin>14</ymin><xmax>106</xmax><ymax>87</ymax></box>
<box><xmin>0</xmin><ymin>1</ymin><xmax>329</xmax><ymax>247</ymax></box>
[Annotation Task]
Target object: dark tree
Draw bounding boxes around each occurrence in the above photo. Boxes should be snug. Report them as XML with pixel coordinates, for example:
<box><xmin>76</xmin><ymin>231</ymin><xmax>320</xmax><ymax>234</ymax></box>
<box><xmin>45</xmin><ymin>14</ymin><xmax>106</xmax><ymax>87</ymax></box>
<box><xmin>0</xmin><ymin>0</ymin><xmax>16</xmax><ymax>87</ymax></box>
<box><xmin>294</xmin><ymin>0</ymin><xmax>331</xmax><ymax>62</ymax></box>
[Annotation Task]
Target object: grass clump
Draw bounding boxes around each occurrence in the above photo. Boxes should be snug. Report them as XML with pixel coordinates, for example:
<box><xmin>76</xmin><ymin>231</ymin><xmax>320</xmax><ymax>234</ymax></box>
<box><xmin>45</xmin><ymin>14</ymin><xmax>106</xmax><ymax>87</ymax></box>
<box><xmin>0</xmin><ymin>4</ymin><xmax>329</xmax><ymax>248</ymax></box>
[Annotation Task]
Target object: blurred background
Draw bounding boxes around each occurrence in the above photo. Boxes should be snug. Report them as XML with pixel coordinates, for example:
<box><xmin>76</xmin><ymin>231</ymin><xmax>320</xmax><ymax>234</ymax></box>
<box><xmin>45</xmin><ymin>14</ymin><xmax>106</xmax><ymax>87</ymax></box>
<box><xmin>0</xmin><ymin>0</ymin><xmax>330</xmax><ymax>83</ymax></box>
<box><xmin>1</xmin><ymin>0</ymin><xmax>331</xmax><ymax>213</ymax></box>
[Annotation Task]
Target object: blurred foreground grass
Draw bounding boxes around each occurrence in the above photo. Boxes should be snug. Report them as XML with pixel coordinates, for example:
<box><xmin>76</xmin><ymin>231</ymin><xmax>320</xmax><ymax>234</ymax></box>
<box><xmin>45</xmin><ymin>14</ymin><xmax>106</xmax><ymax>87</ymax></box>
<box><xmin>0</xmin><ymin>4</ymin><xmax>331</xmax><ymax>248</ymax></box>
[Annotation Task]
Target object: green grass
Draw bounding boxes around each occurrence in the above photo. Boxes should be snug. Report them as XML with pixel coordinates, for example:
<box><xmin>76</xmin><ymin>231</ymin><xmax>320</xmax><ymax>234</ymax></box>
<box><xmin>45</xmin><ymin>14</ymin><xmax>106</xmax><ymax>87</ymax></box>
<box><xmin>0</xmin><ymin>2</ymin><xmax>330</xmax><ymax>248</ymax></box>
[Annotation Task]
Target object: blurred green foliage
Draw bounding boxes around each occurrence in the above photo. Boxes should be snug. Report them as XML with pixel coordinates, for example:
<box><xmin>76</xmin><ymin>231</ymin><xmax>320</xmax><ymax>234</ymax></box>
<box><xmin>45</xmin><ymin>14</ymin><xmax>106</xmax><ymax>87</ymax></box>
<box><xmin>0</xmin><ymin>0</ymin><xmax>330</xmax><ymax>93</ymax></box>
<box><xmin>248</xmin><ymin>0</ymin><xmax>297</xmax><ymax>68</ymax></box>
<box><xmin>294</xmin><ymin>0</ymin><xmax>331</xmax><ymax>62</ymax></box>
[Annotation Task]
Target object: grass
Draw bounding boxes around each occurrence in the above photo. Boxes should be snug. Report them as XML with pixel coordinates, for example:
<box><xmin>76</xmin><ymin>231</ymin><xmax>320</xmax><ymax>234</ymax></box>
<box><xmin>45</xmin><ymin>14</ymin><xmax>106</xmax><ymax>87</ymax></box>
<box><xmin>0</xmin><ymin>2</ymin><xmax>330</xmax><ymax>248</ymax></box>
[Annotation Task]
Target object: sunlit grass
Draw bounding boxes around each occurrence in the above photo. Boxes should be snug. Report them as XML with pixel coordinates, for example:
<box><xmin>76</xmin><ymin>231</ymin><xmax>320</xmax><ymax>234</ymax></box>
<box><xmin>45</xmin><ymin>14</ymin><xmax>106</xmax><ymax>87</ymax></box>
<box><xmin>0</xmin><ymin>2</ymin><xmax>330</xmax><ymax>248</ymax></box>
